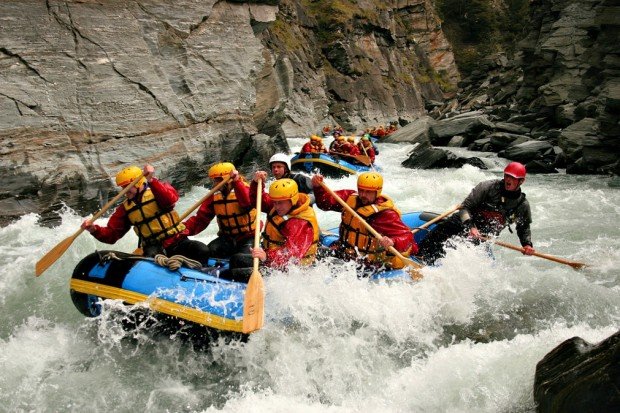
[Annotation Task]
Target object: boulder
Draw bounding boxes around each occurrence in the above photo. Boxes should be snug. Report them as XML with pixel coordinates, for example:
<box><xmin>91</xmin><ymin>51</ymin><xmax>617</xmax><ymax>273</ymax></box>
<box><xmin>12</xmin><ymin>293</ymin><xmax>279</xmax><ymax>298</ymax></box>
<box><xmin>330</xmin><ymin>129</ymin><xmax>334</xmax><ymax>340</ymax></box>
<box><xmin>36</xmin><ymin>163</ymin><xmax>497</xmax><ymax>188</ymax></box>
<box><xmin>402</xmin><ymin>146</ymin><xmax>487</xmax><ymax>170</ymax></box>
<box><xmin>498</xmin><ymin>140</ymin><xmax>554</xmax><ymax>163</ymax></box>
<box><xmin>525</xmin><ymin>160</ymin><xmax>558</xmax><ymax>174</ymax></box>
<box><xmin>383</xmin><ymin>116</ymin><xmax>435</xmax><ymax>144</ymax></box>
<box><xmin>488</xmin><ymin>132</ymin><xmax>532</xmax><ymax>150</ymax></box>
<box><xmin>429</xmin><ymin>113</ymin><xmax>495</xmax><ymax>146</ymax></box>
<box><xmin>534</xmin><ymin>330</ymin><xmax>620</xmax><ymax>413</ymax></box>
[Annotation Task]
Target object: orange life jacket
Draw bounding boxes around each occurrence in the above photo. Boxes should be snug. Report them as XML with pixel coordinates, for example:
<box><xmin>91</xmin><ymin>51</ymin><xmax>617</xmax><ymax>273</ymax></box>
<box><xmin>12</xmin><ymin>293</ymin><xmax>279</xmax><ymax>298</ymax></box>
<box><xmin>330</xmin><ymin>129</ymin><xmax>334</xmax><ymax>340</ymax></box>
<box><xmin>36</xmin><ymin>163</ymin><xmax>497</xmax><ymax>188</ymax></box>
<box><xmin>339</xmin><ymin>194</ymin><xmax>410</xmax><ymax>269</ymax></box>
<box><xmin>212</xmin><ymin>184</ymin><xmax>256</xmax><ymax>238</ymax></box>
<box><xmin>124</xmin><ymin>188</ymin><xmax>185</xmax><ymax>244</ymax></box>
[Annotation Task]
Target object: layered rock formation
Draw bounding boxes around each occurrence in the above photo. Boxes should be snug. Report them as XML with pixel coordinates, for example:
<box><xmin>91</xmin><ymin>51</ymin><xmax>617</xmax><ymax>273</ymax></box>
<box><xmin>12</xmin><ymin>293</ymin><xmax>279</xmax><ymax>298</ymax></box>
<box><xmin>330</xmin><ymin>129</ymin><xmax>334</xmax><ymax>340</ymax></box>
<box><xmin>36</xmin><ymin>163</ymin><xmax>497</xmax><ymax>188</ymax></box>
<box><xmin>0</xmin><ymin>0</ymin><xmax>458</xmax><ymax>225</ymax></box>
<box><xmin>405</xmin><ymin>0</ymin><xmax>619</xmax><ymax>174</ymax></box>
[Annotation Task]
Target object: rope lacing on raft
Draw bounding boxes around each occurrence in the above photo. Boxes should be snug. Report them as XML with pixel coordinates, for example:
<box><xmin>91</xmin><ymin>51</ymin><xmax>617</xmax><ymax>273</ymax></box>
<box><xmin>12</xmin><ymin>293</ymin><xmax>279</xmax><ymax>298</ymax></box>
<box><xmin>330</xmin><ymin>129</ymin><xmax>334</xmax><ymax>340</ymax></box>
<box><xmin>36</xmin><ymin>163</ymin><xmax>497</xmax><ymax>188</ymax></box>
<box><xmin>153</xmin><ymin>254</ymin><xmax>202</xmax><ymax>271</ymax></box>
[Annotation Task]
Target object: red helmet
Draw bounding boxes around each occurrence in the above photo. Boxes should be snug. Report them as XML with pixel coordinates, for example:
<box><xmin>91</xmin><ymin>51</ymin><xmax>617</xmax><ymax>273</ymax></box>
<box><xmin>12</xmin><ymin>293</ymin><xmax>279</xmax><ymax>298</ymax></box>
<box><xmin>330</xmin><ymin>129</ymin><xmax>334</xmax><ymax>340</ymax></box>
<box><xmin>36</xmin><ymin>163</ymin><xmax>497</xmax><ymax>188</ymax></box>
<box><xmin>504</xmin><ymin>162</ymin><xmax>526</xmax><ymax>179</ymax></box>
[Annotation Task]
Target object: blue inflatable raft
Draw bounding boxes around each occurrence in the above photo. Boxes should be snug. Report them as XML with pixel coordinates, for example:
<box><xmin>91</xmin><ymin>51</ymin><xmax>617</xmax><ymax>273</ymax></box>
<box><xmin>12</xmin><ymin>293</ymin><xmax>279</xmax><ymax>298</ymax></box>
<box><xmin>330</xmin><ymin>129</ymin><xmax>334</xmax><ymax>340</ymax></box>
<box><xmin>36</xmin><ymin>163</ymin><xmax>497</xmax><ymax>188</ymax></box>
<box><xmin>320</xmin><ymin>211</ymin><xmax>438</xmax><ymax>280</ymax></box>
<box><xmin>291</xmin><ymin>152</ymin><xmax>377</xmax><ymax>177</ymax></box>
<box><xmin>70</xmin><ymin>211</ymin><xmax>439</xmax><ymax>333</ymax></box>
<box><xmin>70</xmin><ymin>252</ymin><xmax>245</xmax><ymax>333</ymax></box>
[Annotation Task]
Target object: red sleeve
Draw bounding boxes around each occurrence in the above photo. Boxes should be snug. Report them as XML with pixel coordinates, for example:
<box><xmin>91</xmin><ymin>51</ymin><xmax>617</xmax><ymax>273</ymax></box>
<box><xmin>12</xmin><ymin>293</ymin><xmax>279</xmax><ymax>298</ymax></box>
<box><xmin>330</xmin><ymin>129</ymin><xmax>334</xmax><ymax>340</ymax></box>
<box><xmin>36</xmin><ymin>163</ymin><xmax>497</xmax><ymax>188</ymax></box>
<box><xmin>367</xmin><ymin>147</ymin><xmax>375</xmax><ymax>163</ymax></box>
<box><xmin>148</xmin><ymin>178</ymin><xmax>179</xmax><ymax>210</ymax></box>
<box><xmin>265</xmin><ymin>219</ymin><xmax>315</xmax><ymax>269</ymax></box>
<box><xmin>183</xmin><ymin>196</ymin><xmax>216</xmax><ymax>236</ymax></box>
<box><xmin>349</xmin><ymin>146</ymin><xmax>360</xmax><ymax>155</ymax></box>
<box><xmin>91</xmin><ymin>205</ymin><xmax>132</xmax><ymax>244</ymax></box>
<box><xmin>369</xmin><ymin>209</ymin><xmax>417</xmax><ymax>254</ymax></box>
<box><xmin>233</xmin><ymin>180</ymin><xmax>252</xmax><ymax>208</ymax></box>
<box><xmin>313</xmin><ymin>186</ymin><xmax>355</xmax><ymax>212</ymax></box>
<box><xmin>301</xmin><ymin>142</ymin><xmax>312</xmax><ymax>153</ymax></box>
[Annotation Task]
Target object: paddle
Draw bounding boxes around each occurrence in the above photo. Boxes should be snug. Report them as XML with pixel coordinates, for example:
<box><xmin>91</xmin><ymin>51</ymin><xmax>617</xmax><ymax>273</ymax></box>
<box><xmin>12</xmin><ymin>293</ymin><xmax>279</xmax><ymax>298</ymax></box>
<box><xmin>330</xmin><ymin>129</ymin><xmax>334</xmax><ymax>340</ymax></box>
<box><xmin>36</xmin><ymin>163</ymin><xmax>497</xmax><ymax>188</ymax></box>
<box><xmin>481</xmin><ymin>237</ymin><xmax>587</xmax><ymax>270</ymax></box>
<box><xmin>35</xmin><ymin>173</ymin><xmax>146</xmax><ymax>277</ymax></box>
<box><xmin>178</xmin><ymin>175</ymin><xmax>232</xmax><ymax>221</ymax></box>
<box><xmin>358</xmin><ymin>143</ymin><xmax>375</xmax><ymax>170</ymax></box>
<box><xmin>411</xmin><ymin>205</ymin><xmax>461</xmax><ymax>235</ymax></box>
<box><xmin>242</xmin><ymin>179</ymin><xmax>265</xmax><ymax>333</ymax></box>
<box><xmin>318</xmin><ymin>181</ymin><xmax>424</xmax><ymax>280</ymax></box>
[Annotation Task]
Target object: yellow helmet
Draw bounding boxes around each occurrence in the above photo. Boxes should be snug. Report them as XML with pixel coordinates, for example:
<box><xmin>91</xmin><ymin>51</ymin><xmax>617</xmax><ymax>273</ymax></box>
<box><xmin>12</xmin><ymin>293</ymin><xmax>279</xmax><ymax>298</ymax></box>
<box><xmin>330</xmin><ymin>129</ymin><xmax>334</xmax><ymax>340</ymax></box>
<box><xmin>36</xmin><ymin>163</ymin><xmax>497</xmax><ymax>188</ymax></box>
<box><xmin>115</xmin><ymin>166</ymin><xmax>146</xmax><ymax>188</ymax></box>
<box><xmin>310</xmin><ymin>135</ymin><xmax>322</xmax><ymax>142</ymax></box>
<box><xmin>347</xmin><ymin>136</ymin><xmax>355</xmax><ymax>143</ymax></box>
<box><xmin>336</xmin><ymin>135</ymin><xmax>345</xmax><ymax>141</ymax></box>
<box><xmin>208</xmin><ymin>162</ymin><xmax>235</xmax><ymax>179</ymax></box>
<box><xmin>269</xmin><ymin>178</ymin><xmax>299</xmax><ymax>205</ymax></box>
<box><xmin>357</xmin><ymin>172</ymin><xmax>383</xmax><ymax>195</ymax></box>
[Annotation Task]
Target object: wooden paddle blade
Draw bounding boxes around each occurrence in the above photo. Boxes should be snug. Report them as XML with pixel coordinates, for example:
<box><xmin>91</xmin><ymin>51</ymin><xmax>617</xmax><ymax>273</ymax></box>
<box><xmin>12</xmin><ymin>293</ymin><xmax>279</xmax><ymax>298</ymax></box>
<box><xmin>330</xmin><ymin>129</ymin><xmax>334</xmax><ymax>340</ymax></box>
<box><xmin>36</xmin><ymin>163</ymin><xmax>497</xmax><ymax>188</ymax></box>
<box><xmin>35</xmin><ymin>231</ymin><xmax>81</xmax><ymax>276</ymax></box>
<box><xmin>400</xmin><ymin>256</ymin><xmax>424</xmax><ymax>280</ymax></box>
<box><xmin>242</xmin><ymin>268</ymin><xmax>265</xmax><ymax>334</ymax></box>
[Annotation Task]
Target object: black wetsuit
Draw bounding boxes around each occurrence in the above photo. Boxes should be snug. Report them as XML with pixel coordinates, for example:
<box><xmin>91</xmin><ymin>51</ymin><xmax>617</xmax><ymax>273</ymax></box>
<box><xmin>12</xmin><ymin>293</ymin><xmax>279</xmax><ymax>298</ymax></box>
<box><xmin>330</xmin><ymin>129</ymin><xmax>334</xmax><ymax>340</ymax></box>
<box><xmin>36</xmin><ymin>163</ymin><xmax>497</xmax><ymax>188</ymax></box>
<box><xmin>418</xmin><ymin>179</ymin><xmax>532</xmax><ymax>264</ymax></box>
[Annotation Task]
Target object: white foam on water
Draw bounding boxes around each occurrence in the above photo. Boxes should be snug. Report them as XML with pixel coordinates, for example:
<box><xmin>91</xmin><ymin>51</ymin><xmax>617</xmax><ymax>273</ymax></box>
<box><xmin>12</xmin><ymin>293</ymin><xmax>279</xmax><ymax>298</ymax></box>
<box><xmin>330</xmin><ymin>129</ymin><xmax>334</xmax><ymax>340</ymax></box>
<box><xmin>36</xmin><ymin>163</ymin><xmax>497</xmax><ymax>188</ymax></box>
<box><xmin>1</xmin><ymin>139</ymin><xmax>619</xmax><ymax>412</ymax></box>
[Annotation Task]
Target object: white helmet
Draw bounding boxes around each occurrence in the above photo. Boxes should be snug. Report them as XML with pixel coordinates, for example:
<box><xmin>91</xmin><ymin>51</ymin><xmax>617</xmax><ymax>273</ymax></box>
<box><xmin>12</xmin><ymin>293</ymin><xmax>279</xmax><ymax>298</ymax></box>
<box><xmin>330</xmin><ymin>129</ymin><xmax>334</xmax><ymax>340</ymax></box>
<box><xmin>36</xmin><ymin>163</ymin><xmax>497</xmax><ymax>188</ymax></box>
<box><xmin>269</xmin><ymin>153</ymin><xmax>291</xmax><ymax>172</ymax></box>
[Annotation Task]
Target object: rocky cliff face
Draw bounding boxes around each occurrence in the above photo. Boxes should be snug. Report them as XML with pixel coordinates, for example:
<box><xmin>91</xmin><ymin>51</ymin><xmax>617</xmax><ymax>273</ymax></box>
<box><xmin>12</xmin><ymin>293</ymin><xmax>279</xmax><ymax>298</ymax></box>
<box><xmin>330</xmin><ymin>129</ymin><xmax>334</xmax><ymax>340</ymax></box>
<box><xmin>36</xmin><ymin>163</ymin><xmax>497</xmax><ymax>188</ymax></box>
<box><xmin>401</xmin><ymin>0</ymin><xmax>619</xmax><ymax>175</ymax></box>
<box><xmin>0</xmin><ymin>0</ymin><xmax>457</xmax><ymax>225</ymax></box>
<box><xmin>517</xmin><ymin>0</ymin><xmax>619</xmax><ymax>174</ymax></box>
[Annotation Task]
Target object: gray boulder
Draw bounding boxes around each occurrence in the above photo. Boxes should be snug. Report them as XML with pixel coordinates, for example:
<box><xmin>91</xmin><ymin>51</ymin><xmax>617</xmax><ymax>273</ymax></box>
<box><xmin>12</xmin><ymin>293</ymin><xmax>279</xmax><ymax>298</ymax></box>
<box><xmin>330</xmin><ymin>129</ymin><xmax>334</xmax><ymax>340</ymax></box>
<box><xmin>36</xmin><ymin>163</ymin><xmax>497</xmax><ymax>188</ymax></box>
<box><xmin>534</xmin><ymin>330</ymin><xmax>620</xmax><ymax>413</ymax></box>
<box><xmin>498</xmin><ymin>140</ymin><xmax>554</xmax><ymax>163</ymax></box>
<box><xmin>383</xmin><ymin>116</ymin><xmax>435</xmax><ymax>144</ymax></box>
<box><xmin>429</xmin><ymin>113</ymin><xmax>495</xmax><ymax>146</ymax></box>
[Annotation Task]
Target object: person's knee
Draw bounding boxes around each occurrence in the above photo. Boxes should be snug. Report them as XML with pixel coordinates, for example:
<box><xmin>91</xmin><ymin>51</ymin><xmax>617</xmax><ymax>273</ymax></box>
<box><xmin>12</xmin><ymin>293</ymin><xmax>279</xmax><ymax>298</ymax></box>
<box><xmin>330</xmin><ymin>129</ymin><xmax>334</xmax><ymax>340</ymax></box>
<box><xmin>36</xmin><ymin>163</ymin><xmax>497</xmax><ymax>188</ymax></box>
<box><xmin>230</xmin><ymin>253</ymin><xmax>253</xmax><ymax>269</ymax></box>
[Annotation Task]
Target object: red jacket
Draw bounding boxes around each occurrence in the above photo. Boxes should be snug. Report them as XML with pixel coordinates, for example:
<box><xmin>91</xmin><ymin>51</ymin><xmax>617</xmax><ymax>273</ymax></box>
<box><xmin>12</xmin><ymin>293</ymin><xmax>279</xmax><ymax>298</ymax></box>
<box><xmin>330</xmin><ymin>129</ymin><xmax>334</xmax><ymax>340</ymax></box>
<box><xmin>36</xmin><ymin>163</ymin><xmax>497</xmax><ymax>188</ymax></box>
<box><xmin>183</xmin><ymin>179</ymin><xmax>254</xmax><ymax>242</ymax></box>
<box><xmin>313</xmin><ymin>186</ymin><xmax>416</xmax><ymax>254</ymax></box>
<box><xmin>250</xmin><ymin>181</ymin><xmax>316</xmax><ymax>268</ymax></box>
<box><xmin>301</xmin><ymin>142</ymin><xmax>327</xmax><ymax>154</ymax></box>
<box><xmin>90</xmin><ymin>178</ymin><xmax>184</xmax><ymax>248</ymax></box>
<box><xmin>359</xmin><ymin>144</ymin><xmax>375</xmax><ymax>163</ymax></box>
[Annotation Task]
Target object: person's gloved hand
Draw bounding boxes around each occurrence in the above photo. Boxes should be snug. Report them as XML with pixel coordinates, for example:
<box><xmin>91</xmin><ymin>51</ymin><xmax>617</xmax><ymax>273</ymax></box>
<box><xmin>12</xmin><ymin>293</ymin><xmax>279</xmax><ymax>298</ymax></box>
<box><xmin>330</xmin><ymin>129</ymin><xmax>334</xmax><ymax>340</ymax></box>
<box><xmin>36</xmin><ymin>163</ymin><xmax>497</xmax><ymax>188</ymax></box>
<box><xmin>81</xmin><ymin>219</ymin><xmax>95</xmax><ymax>233</ymax></box>
<box><xmin>522</xmin><ymin>245</ymin><xmax>535</xmax><ymax>255</ymax></box>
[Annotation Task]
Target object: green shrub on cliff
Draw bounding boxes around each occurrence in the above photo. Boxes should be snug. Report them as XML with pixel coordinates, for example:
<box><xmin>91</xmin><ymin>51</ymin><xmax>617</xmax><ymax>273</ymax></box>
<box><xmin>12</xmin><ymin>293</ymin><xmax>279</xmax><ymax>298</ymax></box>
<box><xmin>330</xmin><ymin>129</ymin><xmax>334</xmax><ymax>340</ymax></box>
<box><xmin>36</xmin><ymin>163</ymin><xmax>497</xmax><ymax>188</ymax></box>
<box><xmin>301</xmin><ymin>0</ymin><xmax>385</xmax><ymax>43</ymax></box>
<box><xmin>436</xmin><ymin>0</ymin><xmax>529</xmax><ymax>75</ymax></box>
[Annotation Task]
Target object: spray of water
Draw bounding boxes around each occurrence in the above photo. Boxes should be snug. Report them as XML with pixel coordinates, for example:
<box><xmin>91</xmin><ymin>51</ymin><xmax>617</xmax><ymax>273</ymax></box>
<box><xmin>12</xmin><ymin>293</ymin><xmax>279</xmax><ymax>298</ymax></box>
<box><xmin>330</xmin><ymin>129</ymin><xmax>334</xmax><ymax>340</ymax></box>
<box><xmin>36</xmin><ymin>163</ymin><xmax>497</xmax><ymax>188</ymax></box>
<box><xmin>1</xmin><ymin>140</ymin><xmax>618</xmax><ymax>412</ymax></box>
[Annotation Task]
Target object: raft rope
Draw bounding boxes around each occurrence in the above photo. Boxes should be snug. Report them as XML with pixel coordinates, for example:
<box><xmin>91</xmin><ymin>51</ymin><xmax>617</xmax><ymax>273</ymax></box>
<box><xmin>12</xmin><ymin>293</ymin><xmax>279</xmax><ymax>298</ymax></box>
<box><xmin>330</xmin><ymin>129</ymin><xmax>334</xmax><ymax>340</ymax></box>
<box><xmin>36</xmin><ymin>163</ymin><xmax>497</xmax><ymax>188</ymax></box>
<box><xmin>153</xmin><ymin>254</ymin><xmax>202</xmax><ymax>271</ymax></box>
<box><xmin>99</xmin><ymin>251</ymin><xmax>202</xmax><ymax>271</ymax></box>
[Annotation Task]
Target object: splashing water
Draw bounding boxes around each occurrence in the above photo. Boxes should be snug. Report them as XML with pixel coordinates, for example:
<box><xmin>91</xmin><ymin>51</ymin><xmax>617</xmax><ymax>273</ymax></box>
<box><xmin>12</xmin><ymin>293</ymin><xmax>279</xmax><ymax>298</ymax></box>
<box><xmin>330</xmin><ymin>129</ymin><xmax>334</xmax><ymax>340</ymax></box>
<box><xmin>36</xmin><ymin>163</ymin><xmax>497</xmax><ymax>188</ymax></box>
<box><xmin>1</xmin><ymin>139</ymin><xmax>618</xmax><ymax>412</ymax></box>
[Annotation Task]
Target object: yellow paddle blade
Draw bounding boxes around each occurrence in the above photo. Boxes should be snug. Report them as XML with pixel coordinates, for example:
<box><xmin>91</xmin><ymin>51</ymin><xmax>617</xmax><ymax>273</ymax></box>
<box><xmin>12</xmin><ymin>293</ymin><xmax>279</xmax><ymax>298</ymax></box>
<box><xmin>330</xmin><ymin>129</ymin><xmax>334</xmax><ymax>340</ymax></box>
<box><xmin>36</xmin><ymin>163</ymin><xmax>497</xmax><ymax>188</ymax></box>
<box><xmin>242</xmin><ymin>268</ymin><xmax>265</xmax><ymax>334</ymax></box>
<box><xmin>35</xmin><ymin>230</ymin><xmax>81</xmax><ymax>277</ymax></box>
<box><xmin>400</xmin><ymin>256</ymin><xmax>424</xmax><ymax>281</ymax></box>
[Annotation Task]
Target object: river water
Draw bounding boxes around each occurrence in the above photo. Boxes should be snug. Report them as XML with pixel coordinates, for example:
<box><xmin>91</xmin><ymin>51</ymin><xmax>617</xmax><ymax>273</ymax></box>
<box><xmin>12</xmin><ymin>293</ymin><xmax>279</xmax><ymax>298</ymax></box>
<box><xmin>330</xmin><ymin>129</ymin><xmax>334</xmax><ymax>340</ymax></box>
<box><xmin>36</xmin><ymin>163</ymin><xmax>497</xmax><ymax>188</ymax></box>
<box><xmin>1</xmin><ymin>138</ymin><xmax>618</xmax><ymax>412</ymax></box>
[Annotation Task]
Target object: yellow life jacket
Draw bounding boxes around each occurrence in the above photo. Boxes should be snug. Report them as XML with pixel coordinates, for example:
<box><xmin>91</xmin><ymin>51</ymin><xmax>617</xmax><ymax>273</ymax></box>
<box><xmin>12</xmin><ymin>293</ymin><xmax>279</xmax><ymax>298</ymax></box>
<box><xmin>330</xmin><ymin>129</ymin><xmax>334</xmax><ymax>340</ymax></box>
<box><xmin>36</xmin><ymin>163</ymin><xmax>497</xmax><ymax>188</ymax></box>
<box><xmin>262</xmin><ymin>193</ymin><xmax>319</xmax><ymax>265</ymax></box>
<box><xmin>124</xmin><ymin>188</ymin><xmax>185</xmax><ymax>244</ymax></box>
<box><xmin>339</xmin><ymin>194</ymin><xmax>410</xmax><ymax>269</ymax></box>
<box><xmin>212</xmin><ymin>184</ymin><xmax>256</xmax><ymax>237</ymax></box>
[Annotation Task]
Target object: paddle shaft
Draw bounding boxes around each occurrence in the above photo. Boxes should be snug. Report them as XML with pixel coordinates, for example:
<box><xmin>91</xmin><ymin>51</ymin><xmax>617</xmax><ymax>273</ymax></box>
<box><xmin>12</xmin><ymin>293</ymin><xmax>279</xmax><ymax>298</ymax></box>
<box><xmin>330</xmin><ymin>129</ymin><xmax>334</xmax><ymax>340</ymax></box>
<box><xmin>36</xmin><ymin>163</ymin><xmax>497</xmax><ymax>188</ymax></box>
<box><xmin>178</xmin><ymin>175</ymin><xmax>231</xmax><ymax>222</ymax></box>
<box><xmin>35</xmin><ymin>173</ymin><xmax>146</xmax><ymax>276</ymax></box>
<box><xmin>411</xmin><ymin>205</ymin><xmax>461</xmax><ymax>235</ymax></box>
<box><xmin>253</xmin><ymin>180</ymin><xmax>263</xmax><ymax>271</ymax></box>
<box><xmin>242</xmin><ymin>179</ymin><xmax>265</xmax><ymax>333</ymax></box>
<box><xmin>359</xmin><ymin>143</ymin><xmax>375</xmax><ymax>170</ymax></box>
<box><xmin>483</xmin><ymin>237</ymin><xmax>586</xmax><ymax>269</ymax></box>
<box><xmin>319</xmin><ymin>182</ymin><xmax>423</xmax><ymax>273</ymax></box>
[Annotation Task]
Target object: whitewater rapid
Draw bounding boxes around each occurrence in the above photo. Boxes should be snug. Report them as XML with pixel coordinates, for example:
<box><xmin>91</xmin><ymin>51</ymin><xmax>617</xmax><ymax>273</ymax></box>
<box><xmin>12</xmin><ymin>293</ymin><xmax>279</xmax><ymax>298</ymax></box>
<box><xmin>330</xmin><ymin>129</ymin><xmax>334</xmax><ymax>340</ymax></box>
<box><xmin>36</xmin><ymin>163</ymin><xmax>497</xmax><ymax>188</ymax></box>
<box><xmin>1</xmin><ymin>138</ymin><xmax>618</xmax><ymax>412</ymax></box>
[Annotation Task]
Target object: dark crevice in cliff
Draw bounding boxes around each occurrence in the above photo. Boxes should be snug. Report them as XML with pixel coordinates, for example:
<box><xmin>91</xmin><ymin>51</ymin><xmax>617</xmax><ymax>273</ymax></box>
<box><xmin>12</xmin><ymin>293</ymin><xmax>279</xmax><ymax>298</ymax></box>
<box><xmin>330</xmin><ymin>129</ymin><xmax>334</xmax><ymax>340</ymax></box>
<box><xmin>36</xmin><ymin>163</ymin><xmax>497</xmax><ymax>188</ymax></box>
<box><xmin>189</xmin><ymin>15</ymin><xmax>210</xmax><ymax>37</ymax></box>
<box><xmin>47</xmin><ymin>0</ymin><xmax>179</xmax><ymax>124</ymax></box>
<box><xmin>0</xmin><ymin>48</ymin><xmax>51</xmax><ymax>84</ymax></box>
<box><xmin>0</xmin><ymin>92</ymin><xmax>43</xmax><ymax>116</ymax></box>
<box><xmin>134</xmin><ymin>2</ymin><xmax>188</xmax><ymax>39</ymax></box>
